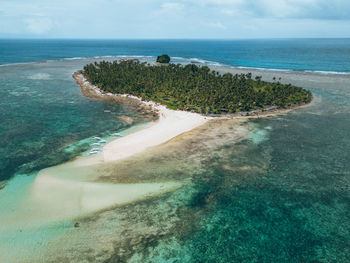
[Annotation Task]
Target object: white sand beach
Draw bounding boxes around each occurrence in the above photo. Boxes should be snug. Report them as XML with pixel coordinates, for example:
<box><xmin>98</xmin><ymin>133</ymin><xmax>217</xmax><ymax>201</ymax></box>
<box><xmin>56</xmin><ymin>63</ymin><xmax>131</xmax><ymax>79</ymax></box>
<box><xmin>1</xmin><ymin>72</ymin><xmax>310</xmax><ymax>234</ymax></box>
<box><xmin>103</xmin><ymin>103</ymin><xmax>208</xmax><ymax>162</ymax></box>
<box><xmin>0</xmin><ymin>68</ymin><xmax>314</xmax><ymax>263</ymax></box>
<box><xmin>73</xmin><ymin>72</ymin><xmax>209</xmax><ymax>165</ymax></box>
<box><xmin>24</xmin><ymin>100</ymin><xmax>207</xmax><ymax>222</ymax></box>
<box><xmin>0</xmin><ymin>75</ymin><xmax>209</xmax><ymax>232</ymax></box>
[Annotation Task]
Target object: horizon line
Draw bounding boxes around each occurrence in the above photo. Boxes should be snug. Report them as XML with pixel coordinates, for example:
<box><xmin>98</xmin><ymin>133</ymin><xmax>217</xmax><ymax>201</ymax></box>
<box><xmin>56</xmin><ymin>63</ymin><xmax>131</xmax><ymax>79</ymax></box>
<box><xmin>1</xmin><ymin>37</ymin><xmax>350</xmax><ymax>41</ymax></box>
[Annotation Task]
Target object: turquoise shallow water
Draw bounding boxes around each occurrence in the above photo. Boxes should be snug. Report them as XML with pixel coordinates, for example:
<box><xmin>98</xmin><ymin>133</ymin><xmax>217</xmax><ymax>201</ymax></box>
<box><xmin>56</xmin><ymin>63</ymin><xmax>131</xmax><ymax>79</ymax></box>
<box><xmin>103</xmin><ymin>70</ymin><xmax>349</xmax><ymax>263</ymax></box>
<box><xmin>0</xmin><ymin>40</ymin><xmax>349</xmax><ymax>262</ymax></box>
<box><xmin>0</xmin><ymin>59</ymin><xmax>143</xmax><ymax>181</ymax></box>
<box><xmin>170</xmin><ymin>72</ymin><xmax>350</xmax><ymax>262</ymax></box>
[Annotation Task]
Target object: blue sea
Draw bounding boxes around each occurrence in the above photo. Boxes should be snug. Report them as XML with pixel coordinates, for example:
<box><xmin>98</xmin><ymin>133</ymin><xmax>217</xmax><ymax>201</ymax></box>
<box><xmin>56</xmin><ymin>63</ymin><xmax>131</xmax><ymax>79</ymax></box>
<box><xmin>0</xmin><ymin>39</ymin><xmax>349</xmax><ymax>262</ymax></box>
<box><xmin>1</xmin><ymin>39</ymin><xmax>350</xmax><ymax>73</ymax></box>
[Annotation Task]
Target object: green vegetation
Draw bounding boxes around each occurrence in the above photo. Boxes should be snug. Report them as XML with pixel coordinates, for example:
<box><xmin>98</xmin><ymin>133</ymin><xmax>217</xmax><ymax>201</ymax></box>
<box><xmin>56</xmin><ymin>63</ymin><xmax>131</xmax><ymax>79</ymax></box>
<box><xmin>156</xmin><ymin>54</ymin><xmax>170</xmax><ymax>64</ymax></box>
<box><xmin>82</xmin><ymin>60</ymin><xmax>312</xmax><ymax>114</ymax></box>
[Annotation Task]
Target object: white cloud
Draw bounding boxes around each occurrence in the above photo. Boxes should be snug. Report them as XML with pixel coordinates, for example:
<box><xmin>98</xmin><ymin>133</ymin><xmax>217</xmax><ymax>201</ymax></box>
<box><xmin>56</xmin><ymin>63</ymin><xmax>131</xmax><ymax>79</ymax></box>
<box><xmin>160</xmin><ymin>2</ymin><xmax>184</xmax><ymax>12</ymax></box>
<box><xmin>0</xmin><ymin>0</ymin><xmax>349</xmax><ymax>38</ymax></box>
<box><xmin>25</xmin><ymin>17</ymin><xmax>53</xmax><ymax>34</ymax></box>
<box><xmin>204</xmin><ymin>21</ymin><xmax>226</xmax><ymax>29</ymax></box>
<box><xmin>189</xmin><ymin>0</ymin><xmax>350</xmax><ymax>20</ymax></box>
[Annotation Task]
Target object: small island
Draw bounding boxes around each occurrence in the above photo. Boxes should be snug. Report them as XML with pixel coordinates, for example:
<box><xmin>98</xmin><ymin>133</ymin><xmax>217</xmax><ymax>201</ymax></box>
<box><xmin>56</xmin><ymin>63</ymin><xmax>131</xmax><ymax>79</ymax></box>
<box><xmin>81</xmin><ymin>59</ymin><xmax>312</xmax><ymax>114</ymax></box>
<box><xmin>156</xmin><ymin>54</ymin><xmax>171</xmax><ymax>64</ymax></box>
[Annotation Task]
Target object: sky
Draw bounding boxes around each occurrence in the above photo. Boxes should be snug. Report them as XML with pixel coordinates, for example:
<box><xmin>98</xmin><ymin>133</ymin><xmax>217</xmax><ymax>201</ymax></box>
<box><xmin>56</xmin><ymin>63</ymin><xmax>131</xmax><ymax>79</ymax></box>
<box><xmin>0</xmin><ymin>0</ymin><xmax>350</xmax><ymax>39</ymax></box>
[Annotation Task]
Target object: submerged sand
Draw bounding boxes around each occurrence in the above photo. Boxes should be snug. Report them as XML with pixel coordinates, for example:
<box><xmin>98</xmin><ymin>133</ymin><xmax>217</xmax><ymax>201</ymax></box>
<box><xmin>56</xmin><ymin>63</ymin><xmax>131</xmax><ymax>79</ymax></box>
<box><xmin>0</xmin><ymin>75</ymin><xmax>209</xmax><ymax>262</ymax></box>
<box><xmin>2</xmin><ymin>72</ymin><xmax>309</xmax><ymax>229</ymax></box>
<box><xmin>0</xmin><ymin>68</ymin><xmax>312</xmax><ymax>262</ymax></box>
<box><xmin>0</xmin><ymin>74</ymin><xmax>209</xmax><ymax>232</ymax></box>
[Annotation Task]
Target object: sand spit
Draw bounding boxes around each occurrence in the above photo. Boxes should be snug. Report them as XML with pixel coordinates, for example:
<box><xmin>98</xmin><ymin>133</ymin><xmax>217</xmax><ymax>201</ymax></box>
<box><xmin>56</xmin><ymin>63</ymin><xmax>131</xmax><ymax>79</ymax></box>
<box><xmin>71</xmin><ymin>71</ymin><xmax>313</xmax><ymax>165</ymax></box>
<box><xmin>0</xmin><ymin>72</ymin><xmax>209</xmax><ymax>251</ymax></box>
<box><xmin>0</xmin><ymin>67</ymin><xmax>314</xmax><ymax>262</ymax></box>
<box><xmin>0</xmin><ymin>174</ymin><xmax>181</xmax><ymax>231</ymax></box>
<box><xmin>1</xmin><ymin>70</ymin><xmax>310</xmax><ymax>229</ymax></box>
<box><xmin>0</xmin><ymin>73</ymin><xmax>209</xmax><ymax>229</ymax></box>
<box><xmin>73</xmin><ymin>72</ymin><xmax>209</xmax><ymax>163</ymax></box>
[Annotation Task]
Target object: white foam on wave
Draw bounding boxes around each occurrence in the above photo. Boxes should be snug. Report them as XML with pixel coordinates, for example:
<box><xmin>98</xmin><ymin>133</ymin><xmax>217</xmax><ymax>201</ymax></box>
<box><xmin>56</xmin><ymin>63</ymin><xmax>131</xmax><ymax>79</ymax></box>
<box><xmin>116</xmin><ymin>55</ymin><xmax>154</xmax><ymax>59</ymax></box>
<box><xmin>189</xmin><ymin>57</ymin><xmax>207</xmax><ymax>64</ymax></box>
<box><xmin>0</xmin><ymin>61</ymin><xmax>37</xmax><ymax>67</ymax></box>
<box><xmin>233</xmin><ymin>66</ymin><xmax>350</xmax><ymax>76</ymax></box>
<box><xmin>171</xmin><ymin>56</ymin><xmax>185</xmax><ymax>60</ymax></box>
<box><xmin>171</xmin><ymin>56</ymin><xmax>225</xmax><ymax>67</ymax></box>
<box><xmin>304</xmin><ymin>70</ymin><xmax>350</xmax><ymax>75</ymax></box>
<box><xmin>235</xmin><ymin>66</ymin><xmax>291</xmax><ymax>72</ymax></box>
<box><xmin>2</xmin><ymin>55</ymin><xmax>349</xmax><ymax>76</ymax></box>
<box><xmin>189</xmin><ymin>57</ymin><xmax>225</xmax><ymax>66</ymax></box>
<box><xmin>93</xmin><ymin>55</ymin><xmax>114</xmax><ymax>59</ymax></box>
<box><xmin>62</xmin><ymin>57</ymin><xmax>86</xmax><ymax>60</ymax></box>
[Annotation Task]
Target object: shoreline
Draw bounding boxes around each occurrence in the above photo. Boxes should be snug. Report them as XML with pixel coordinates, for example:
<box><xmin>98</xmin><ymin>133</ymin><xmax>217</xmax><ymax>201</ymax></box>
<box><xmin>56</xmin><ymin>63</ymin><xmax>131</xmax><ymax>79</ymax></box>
<box><xmin>0</xmin><ymin>68</ymin><xmax>313</xmax><ymax>236</ymax></box>
<box><xmin>73</xmin><ymin>71</ymin><xmax>312</xmax><ymax>119</ymax></box>
<box><xmin>0</xmin><ymin>62</ymin><xmax>317</xmax><ymax>262</ymax></box>
<box><xmin>0</xmin><ymin>72</ymin><xmax>211</xmax><ymax>229</ymax></box>
<box><xmin>72</xmin><ymin>69</ymin><xmax>315</xmax><ymax>162</ymax></box>
<box><xmin>73</xmin><ymin>71</ymin><xmax>210</xmax><ymax>163</ymax></box>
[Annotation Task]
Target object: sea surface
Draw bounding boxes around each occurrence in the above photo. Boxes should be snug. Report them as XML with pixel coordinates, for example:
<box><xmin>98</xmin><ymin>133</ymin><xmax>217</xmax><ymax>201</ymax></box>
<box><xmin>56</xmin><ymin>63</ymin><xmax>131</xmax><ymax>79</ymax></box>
<box><xmin>1</xmin><ymin>39</ymin><xmax>350</xmax><ymax>73</ymax></box>
<box><xmin>0</xmin><ymin>39</ymin><xmax>349</xmax><ymax>262</ymax></box>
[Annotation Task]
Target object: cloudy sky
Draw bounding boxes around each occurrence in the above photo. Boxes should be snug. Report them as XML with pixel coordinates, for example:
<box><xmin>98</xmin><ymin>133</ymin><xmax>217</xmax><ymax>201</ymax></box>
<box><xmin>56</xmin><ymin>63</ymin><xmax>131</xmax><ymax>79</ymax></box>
<box><xmin>0</xmin><ymin>0</ymin><xmax>349</xmax><ymax>38</ymax></box>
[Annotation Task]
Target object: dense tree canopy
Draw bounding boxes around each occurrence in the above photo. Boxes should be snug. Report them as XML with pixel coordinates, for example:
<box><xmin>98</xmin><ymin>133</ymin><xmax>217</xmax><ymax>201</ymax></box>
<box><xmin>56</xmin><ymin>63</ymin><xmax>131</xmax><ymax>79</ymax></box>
<box><xmin>156</xmin><ymin>54</ymin><xmax>170</xmax><ymax>64</ymax></box>
<box><xmin>82</xmin><ymin>60</ymin><xmax>312</xmax><ymax>114</ymax></box>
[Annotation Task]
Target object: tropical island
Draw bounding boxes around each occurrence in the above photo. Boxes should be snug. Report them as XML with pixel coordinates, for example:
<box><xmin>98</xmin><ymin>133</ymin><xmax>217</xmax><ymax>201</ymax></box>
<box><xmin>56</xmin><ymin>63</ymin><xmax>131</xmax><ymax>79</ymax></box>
<box><xmin>156</xmin><ymin>54</ymin><xmax>171</xmax><ymax>63</ymax></box>
<box><xmin>81</xmin><ymin>58</ymin><xmax>312</xmax><ymax>114</ymax></box>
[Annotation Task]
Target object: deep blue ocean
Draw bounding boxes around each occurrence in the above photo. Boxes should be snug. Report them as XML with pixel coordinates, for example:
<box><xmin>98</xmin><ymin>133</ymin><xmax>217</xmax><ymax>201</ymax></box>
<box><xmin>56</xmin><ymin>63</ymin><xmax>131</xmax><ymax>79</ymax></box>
<box><xmin>1</xmin><ymin>38</ymin><xmax>350</xmax><ymax>73</ymax></box>
<box><xmin>0</xmin><ymin>39</ymin><xmax>349</xmax><ymax>262</ymax></box>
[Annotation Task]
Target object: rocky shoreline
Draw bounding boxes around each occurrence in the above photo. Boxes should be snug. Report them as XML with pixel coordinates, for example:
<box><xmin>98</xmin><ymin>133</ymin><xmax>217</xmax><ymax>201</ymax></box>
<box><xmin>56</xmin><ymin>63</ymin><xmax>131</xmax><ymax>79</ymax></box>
<box><xmin>73</xmin><ymin>71</ymin><xmax>159</xmax><ymax>122</ymax></box>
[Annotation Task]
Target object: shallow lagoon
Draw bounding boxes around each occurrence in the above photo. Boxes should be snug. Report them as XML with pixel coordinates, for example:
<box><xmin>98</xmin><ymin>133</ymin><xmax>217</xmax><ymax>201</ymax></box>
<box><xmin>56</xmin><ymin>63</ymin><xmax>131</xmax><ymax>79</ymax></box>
<box><xmin>0</xmin><ymin>57</ymin><xmax>349</xmax><ymax>262</ymax></box>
